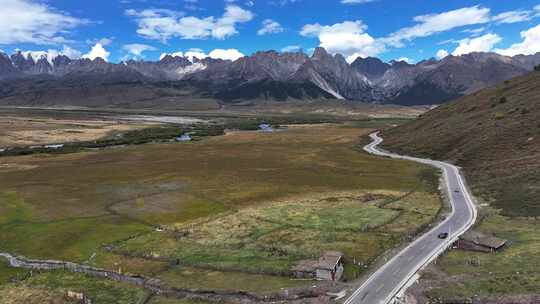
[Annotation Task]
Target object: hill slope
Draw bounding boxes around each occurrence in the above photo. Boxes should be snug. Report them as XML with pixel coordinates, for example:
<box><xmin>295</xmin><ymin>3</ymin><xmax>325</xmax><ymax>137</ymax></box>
<box><xmin>381</xmin><ymin>70</ymin><xmax>540</xmax><ymax>216</ymax></box>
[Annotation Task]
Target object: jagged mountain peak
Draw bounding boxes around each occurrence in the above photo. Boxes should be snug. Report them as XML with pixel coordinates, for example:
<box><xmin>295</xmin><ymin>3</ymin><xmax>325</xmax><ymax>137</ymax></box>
<box><xmin>10</xmin><ymin>51</ymin><xmax>27</xmax><ymax>63</ymax></box>
<box><xmin>159</xmin><ymin>54</ymin><xmax>191</xmax><ymax>65</ymax></box>
<box><xmin>350</xmin><ymin>57</ymin><xmax>391</xmax><ymax>80</ymax></box>
<box><xmin>311</xmin><ymin>47</ymin><xmax>331</xmax><ymax>60</ymax></box>
<box><xmin>92</xmin><ymin>57</ymin><xmax>107</xmax><ymax>64</ymax></box>
<box><xmin>253</xmin><ymin>50</ymin><xmax>280</xmax><ymax>57</ymax></box>
<box><xmin>416</xmin><ymin>58</ymin><xmax>438</xmax><ymax>66</ymax></box>
<box><xmin>52</xmin><ymin>55</ymin><xmax>72</xmax><ymax>66</ymax></box>
<box><xmin>352</xmin><ymin>56</ymin><xmax>384</xmax><ymax>64</ymax></box>
<box><xmin>2</xmin><ymin>47</ymin><xmax>540</xmax><ymax>105</ymax></box>
<box><xmin>389</xmin><ymin>60</ymin><xmax>413</xmax><ymax>69</ymax></box>
<box><xmin>334</xmin><ymin>53</ymin><xmax>348</xmax><ymax>65</ymax></box>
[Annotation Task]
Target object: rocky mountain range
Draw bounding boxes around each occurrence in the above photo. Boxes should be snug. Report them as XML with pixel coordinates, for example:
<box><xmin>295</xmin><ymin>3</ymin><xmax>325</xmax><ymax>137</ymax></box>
<box><xmin>1</xmin><ymin>47</ymin><xmax>539</xmax><ymax>107</ymax></box>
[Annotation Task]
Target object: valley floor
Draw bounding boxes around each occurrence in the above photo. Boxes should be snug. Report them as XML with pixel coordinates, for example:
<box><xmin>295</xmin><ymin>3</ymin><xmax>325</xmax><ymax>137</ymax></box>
<box><xmin>0</xmin><ymin>111</ymin><xmax>441</xmax><ymax>303</ymax></box>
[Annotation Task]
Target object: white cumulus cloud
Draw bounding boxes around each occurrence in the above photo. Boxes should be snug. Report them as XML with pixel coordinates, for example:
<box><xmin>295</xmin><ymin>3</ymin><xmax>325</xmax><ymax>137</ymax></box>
<box><xmin>462</xmin><ymin>27</ymin><xmax>486</xmax><ymax>36</ymax></box>
<box><xmin>300</xmin><ymin>6</ymin><xmax>501</xmax><ymax>62</ymax></box>
<box><xmin>301</xmin><ymin>20</ymin><xmax>383</xmax><ymax>62</ymax></box>
<box><xmin>61</xmin><ymin>45</ymin><xmax>83</xmax><ymax>59</ymax></box>
<box><xmin>184</xmin><ymin>49</ymin><xmax>208</xmax><ymax>61</ymax></box>
<box><xmin>492</xmin><ymin>10</ymin><xmax>533</xmax><ymax>24</ymax></box>
<box><xmin>257</xmin><ymin>19</ymin><xmax>284</xmax><ymax>35</ymax></box>
<box><xmin>436</xmin><ymin>49</ymin><xmax>449</xmax><ymax>59</ymax></box>
<box><xmin>396</xmin><ymin>57</ymin><xmax>414</xmax><ymax>63</ymax></box>
<box><xmin>82</xmin><ymin>43</ymin><xmax>110</xmax><ymax>61</ymax></box>
<box><xmin>452</xmin><ymin>33</ymin><xmax>502</xmax><ymax>56</ymax></box>
<box><xmin>126</xmin><ymin>5</ymin><xmax>253</xmax><ymax>42</ymax></box>
<box><xmin>281</xmin><ymin>45</ymin><xmax>302</xmax><ymax>52</ymax></box>
<box><xmin>160</xmin><ymin>48</ymin><xmax>244</xmax><ymax>61</ymax></box>
<box><xmin>495</xmin><ymin>24</ymin><xmax>540</xmax><ymax>56</ymax></box>
<box><xmin>123</xmin><ymin>43</ymin><xmax>157</xmax><ymax>57</ymax></box>
<box><xmin>19</xmin><ymin>45</ymin><xmax>82</xmax><ymax>64</ymax></box>
<box><xmin>0</xmin><ymin>0</ymin><xmax>88</xmax><ymax>45</ymax></box>
<box><xmin>384</xmin><ymin>6</ymin><xmax>491</xmax><ymax>48</ymax></box>
<box><xmin>208</xmin><ymin>48</ymin><xmax>244</xmax><ymax>61</ymax></box>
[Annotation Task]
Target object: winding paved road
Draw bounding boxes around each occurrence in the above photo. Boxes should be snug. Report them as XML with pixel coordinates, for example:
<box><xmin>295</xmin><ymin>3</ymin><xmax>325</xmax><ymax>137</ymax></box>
<box><xmin>344</xmin><ymin>132</ymin><xmax>477</xmax><ymax>304</ymax></box>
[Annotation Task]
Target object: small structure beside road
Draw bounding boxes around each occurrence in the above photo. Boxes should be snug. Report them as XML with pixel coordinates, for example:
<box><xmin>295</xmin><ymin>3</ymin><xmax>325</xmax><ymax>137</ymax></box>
<box><xmin>292</xmin><ymin>251</ymin><xmax>344</xmax><ymax>281</ymax></box>
<box><xmin>44</xmin><ymin>144</ymin><xmax>64</xmax><ymax>149</ymax></box>
<box><xmin>317</xmin><ymin>251</ymin><xmax>344</xmax><ymax>281</ymax></box>
<box><xmin>259</xmin><ymin>123</ymin><xmax>274</xmax><ymax>132</ymax></box>
<box><xmin>292</xmin><ymin>259</ymin><xmax>319</xmax><ymax>279</ymax></box>
<box><xmin>66</xmin><ymin>291</ymin><xmax>92</xmax><ymax>304</ymax></box>
<box><xmin>175</xmin><ymin>134</ymin><xmax>192</xmax><ymax>142</ymax></box>
<box><xmin>455</xmin><ymin>230</ymin><xmax>507</xmax><ymax>253</ymax></box>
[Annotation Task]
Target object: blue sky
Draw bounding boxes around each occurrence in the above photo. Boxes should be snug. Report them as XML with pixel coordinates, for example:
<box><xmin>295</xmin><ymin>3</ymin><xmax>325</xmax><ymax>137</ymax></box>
<box><xmin>1</xmin><ymin>0</ymin><xmax>540</xmax><ymax>63</ymax></box>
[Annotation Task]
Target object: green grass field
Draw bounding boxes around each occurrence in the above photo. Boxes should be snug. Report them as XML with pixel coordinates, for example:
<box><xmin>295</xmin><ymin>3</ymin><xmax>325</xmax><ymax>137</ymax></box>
<box><xmin>156</xmin><ymin>267</ymin><xmax>311</xmax><ymax>295</ymax></box>
<box><xmin>149</xmin><ymin>296</ymin><xmax>210</xmax><ymax>304</ymax></box>
<box><xmin>0</xmin><ymin>270</ymin><xmax>147</xmax><ymax>304</ymax></box>
<box><xmin>426</xmin><ymin>206</ymin><xmax>540</xmax><ymax>299</ymax></box>
<box><xmin>0</xmin><ymin>123</ymin><xmax>442</xmax><ymax>299</ymax></box>
<box><xmin>115</xmin><ymin>190</ymin><xmax>440</xmax><ymax>281</ymax></box>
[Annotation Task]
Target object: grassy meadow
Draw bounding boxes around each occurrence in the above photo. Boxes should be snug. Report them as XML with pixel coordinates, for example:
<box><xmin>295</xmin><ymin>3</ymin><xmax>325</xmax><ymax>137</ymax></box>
<box><xmin>0</xmin><ymin>270</ymin><xmax>147</xmax><ymax>304</ymax></box>
<box><xmin>0</xmin><ymin>121</ymin><xmax>442</xmax><ymax>298</ymax></box>
<box><xmin>425</xmin><ymin>206</ymin><xmax>540</xmax><ymax>299</ymax></box>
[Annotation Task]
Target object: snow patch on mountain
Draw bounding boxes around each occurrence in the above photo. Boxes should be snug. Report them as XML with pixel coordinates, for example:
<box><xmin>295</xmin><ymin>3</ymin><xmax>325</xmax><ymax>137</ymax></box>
<box><xmin>176</xmin><ymin>62</ymin><xmax>206</xmax><ymax>75</ymax></box>
<box><xmin>21</xmin><ymin>51</ymin><xmax>58</xmax><ymax>65</ymax></box>
<box><xmin>308</xmin><ymin>69</ymin><xmax>345</xmax><ymax>99</ymax></box>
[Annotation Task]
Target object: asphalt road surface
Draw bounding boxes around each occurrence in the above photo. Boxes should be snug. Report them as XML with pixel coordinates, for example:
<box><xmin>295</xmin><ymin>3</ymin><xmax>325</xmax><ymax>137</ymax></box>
<box><xmin>344</xmin><ymin>132</ymin><xmax>477</xmax><ymax>304</ymax></box>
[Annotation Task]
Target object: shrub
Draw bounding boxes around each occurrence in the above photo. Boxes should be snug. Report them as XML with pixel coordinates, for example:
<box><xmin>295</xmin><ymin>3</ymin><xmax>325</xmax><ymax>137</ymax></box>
<box><xmin>494</xmin><ymin>112</ymin><xmax>505</xmax><ymax>120</ymax></box>
<box><xmin>499</xmin><ymin>96</ymin><xmax>508</xmax><ymax>104</ymax></box>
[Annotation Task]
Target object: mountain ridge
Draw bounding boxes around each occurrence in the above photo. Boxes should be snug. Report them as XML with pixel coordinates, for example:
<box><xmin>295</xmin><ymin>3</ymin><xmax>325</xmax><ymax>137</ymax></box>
<box><xmin>1</xmin><ymin>48</ymin><xmax>540</xmax><ymax>107</ymax></box>
<box><xmin>381</xmin><ymin>69</ymin><xmax>540</xmax><ymax>216</ymax></box>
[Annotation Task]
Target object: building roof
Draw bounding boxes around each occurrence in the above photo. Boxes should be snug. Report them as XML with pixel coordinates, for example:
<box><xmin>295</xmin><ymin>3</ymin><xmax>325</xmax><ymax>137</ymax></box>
<box><xmin>461</xmin><ymin>230</ymin><xmax>507</xmax><ymax>249</ymax></box>
<box><xmin>317</xmin><ymin>251</ymin><xmax>343</xmax><ymax>270</ymax></box>
<box><xmin>176</xmin><ymin>134</ymin><xmax>192</xmax><ymax>142</ymax></box>
<box><xmin>292</xmin><ymin>259</ymin><xmax>319</xmax><ymax>273</ymax></box>
<box><xmin>259</xmin><ymin>124</ymin><xmax>274</xmax><ymax>132</ymax></box>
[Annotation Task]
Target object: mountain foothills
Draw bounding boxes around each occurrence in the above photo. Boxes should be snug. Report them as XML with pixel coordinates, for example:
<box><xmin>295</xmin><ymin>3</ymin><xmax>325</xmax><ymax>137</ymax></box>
<box><xmin>381</xmin><ymin>69</ymin><xmax>540</xmax><ymax>217</ymax></box>
<box><xmin>1</xmin><ymin>47</ymin><xmax>540</xmax><ymax>107</ymax></box>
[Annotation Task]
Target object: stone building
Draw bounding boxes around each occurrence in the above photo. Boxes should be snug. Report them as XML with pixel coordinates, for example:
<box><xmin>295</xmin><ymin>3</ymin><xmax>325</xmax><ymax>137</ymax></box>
<box><xmin>292</xmin><ymin>251</ymin><xmax>344</xmax><ymax>281</ymax></box>
<box><xmin>455</xmin><ymin>230</ymin><xmax>507</xmax><ymax>253</ymax></box>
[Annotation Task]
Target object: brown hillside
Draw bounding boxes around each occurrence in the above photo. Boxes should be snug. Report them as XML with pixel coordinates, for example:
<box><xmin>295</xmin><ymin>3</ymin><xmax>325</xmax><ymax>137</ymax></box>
<box><xmin>382</xmin><ymin>70</ymin><xmax>540</xmax><ymax>217</ymax></box>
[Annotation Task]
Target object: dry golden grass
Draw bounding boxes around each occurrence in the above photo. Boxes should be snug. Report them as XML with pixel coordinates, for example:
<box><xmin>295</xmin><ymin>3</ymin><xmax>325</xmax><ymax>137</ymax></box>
<box><xmin>117</xmin><ymin>190</ymin><xmax>441</xmax><ymax>277</ymax></box>
<box><xmin>0</xmin><ymin>271</ymin><xmax>146</xmax><ymax>304</ymax></box>
<box><xmin>0</xmin><ymin>115</ymin><xmax>154</xmax><ymax>147</ymax></box>
<box><xmin>0</xmin><ymin>286</ymin><xmax>74</xmax><ymax>304</ymax></box>
<box><xmin>0</xmin><ymin>123</ymin><xmax>441</xmax><ymax>294</ymax></box>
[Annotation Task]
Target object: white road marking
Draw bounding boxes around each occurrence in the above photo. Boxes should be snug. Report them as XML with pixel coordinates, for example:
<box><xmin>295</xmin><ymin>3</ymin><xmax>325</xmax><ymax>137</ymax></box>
<box><xmin>344</xmin><ymin>132</ymin><xmax>478</xmax><ymax>304</ymax></box>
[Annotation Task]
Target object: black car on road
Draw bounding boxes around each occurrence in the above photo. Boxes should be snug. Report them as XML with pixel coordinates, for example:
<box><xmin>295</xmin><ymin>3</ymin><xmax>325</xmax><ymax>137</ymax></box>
<box><xmin>438</xmin><ymin>232</ymin><xmax>449</xmax><ymax>239</ymax></box>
